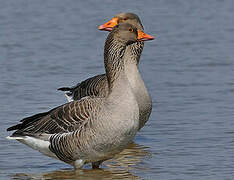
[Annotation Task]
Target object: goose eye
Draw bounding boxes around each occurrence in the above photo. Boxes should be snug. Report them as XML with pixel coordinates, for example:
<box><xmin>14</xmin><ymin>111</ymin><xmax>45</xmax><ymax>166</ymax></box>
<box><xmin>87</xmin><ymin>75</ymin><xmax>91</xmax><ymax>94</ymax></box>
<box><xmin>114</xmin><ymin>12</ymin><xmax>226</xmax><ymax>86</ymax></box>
<box><xmin>123</xmin><ymin>18</ymin><xmax>127</xmax><ymax>21</ymax></box>
<box><xmin>128</xmin><ymin>28</ymin><xmax>134</xmax><ymax>32</ymax></box>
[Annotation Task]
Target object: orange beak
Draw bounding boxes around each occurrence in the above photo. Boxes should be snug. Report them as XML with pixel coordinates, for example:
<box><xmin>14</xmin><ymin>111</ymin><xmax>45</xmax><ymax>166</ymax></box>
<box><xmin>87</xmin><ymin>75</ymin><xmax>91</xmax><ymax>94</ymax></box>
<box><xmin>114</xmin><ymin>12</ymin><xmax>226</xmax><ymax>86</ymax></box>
<box><xmin>98</xmin><ymin>17</ymin><xmax>118</xmax><ymax>31</ymax></box>
<box><xmin>137</xmin><ymin>30</ymin><xmax>155</xmax><ymax>41</ymax></box>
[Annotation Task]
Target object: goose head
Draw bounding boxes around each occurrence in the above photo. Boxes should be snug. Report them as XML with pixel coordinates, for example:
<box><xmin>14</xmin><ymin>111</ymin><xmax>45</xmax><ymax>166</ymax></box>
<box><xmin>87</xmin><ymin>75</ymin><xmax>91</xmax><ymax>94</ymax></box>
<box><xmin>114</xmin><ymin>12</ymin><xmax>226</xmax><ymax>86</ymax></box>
<box><xmin>99</xmin><ymin>13</ymin><xmax>144</xmax><ymax>31</ymax></box>
<box><xmin>99</xmin><ymin>13</ymin><xmax>154</xmax><ymax>41</ymax></box>
<box><xmin>106</xmin><ymin>23</ymin><xmax>153</xmax><ymax>48</ymax></box>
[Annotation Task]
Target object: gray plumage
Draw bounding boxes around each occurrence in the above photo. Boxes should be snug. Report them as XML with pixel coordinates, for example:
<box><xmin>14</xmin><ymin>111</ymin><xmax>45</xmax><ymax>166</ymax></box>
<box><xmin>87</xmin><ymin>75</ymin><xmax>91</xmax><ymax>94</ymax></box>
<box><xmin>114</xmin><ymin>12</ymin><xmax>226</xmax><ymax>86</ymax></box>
<box><xmin>7</xmin><ymin>23</ymin><xmax>142</xmax><ymax>169</ymax></box>
<box><xmin>58</xmin><ymin>13</ymin><xmax>152</xmax><ymax>130</ymax></box>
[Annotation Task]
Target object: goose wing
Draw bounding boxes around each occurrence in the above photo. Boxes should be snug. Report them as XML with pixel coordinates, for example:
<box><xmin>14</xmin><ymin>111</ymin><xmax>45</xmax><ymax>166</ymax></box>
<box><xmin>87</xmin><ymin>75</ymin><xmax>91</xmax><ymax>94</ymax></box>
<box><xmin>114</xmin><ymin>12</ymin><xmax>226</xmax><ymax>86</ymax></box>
<box><xmin>7</xmin><ymin>97</ymin><xmax>102</xmax><ymax>136</ymax></box>
<box><xmin>58</xmin><ymin>74</ymin><xmax>108</xmax><ymax>101</ymax></box>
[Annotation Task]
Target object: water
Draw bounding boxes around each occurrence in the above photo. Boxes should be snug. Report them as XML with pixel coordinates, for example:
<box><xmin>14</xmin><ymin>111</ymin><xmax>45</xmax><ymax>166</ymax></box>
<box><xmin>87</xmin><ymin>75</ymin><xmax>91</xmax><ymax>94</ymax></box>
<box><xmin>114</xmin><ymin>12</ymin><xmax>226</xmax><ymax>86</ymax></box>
<box><xmin>1</xmin><ymin>0</ymin><xmax>234</xmax><ymax>179</ymax></box>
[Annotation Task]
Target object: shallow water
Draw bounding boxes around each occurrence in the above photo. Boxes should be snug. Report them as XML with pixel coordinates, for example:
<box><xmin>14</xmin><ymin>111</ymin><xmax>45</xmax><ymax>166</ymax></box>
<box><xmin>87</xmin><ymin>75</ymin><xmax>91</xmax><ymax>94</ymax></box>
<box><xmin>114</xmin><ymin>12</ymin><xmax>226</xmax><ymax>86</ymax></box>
<box><xmin>1</xmin><ymin>0</ymin><xmax>234</xmax><ymax>179</ymax></box>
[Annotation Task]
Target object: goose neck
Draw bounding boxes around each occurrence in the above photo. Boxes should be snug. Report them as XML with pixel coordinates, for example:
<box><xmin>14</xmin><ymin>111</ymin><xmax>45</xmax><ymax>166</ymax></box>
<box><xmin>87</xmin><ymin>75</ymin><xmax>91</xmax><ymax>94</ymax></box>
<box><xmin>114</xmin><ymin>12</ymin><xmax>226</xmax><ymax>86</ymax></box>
<box><xmin>125</xmin><ymin>41</ymin><xmax>144</xmax><ymax>66</ymax></box>
<box><xmin>104</xmin><ymin>38</ymin><xmax>126</xmax><ymax>91</ymax></box>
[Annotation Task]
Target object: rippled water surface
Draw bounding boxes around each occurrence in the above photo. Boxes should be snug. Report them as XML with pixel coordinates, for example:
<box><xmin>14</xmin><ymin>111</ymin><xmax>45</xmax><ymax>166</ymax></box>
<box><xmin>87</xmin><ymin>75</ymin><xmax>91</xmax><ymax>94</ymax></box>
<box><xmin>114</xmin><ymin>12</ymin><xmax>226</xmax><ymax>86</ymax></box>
<box><xmin>1</xmin><ymin>0</ymin><xmax>234</xmax><ymax>179</ymax></box>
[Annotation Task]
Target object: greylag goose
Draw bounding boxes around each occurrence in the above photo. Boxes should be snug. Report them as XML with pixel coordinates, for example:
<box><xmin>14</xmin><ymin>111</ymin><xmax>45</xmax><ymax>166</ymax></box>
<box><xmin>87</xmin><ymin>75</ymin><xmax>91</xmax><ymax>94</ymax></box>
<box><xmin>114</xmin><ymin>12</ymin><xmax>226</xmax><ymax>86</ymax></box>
<box><xmin>58</xmin><ymin>13</ymin><xmax>154</xmax><ymax>130</ymax></box>
<box><xmin>7</xmin><ymin>23</ymin><xmax>153</xmax><ymax>169</ymax></box>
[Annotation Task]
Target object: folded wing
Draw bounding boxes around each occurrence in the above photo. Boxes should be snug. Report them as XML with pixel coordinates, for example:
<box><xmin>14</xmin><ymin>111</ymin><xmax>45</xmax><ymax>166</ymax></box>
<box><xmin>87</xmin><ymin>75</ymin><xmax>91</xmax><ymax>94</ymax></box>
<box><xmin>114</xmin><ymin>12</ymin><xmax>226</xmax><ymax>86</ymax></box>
<box><xmin>7</xmin><ymin>98</ymin><xmax>102</xmax><ymax>136</ymax></box>
<box><xmin>58</xmin><ymin>74</ymin><xmax>108</xmax><ymax>101</ymax></box>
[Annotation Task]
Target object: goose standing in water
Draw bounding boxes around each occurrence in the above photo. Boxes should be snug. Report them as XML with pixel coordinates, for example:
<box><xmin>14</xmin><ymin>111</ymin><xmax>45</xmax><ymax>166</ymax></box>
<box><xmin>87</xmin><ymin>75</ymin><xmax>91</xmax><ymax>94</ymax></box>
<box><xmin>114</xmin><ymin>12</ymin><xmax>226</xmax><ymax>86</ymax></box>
<box><xmin>7</xmin><ymin>23</ymin><xmax>154</xmax><ymax>169</ymax></box>
<box><xmin>58</xmin><ymin>13</ymin><xmax>154</xmax><ymax>130</ymax></box>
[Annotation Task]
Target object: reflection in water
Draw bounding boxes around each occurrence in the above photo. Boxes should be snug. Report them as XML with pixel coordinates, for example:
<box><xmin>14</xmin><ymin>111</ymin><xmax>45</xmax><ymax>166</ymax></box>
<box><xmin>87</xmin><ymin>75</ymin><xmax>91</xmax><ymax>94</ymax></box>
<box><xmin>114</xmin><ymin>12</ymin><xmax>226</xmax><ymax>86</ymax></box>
<box><xmin>10</xmin><ymin>143</ymin><xmax>151</xmax><ymax>179</ymax></box>
<box><xmin>107</xmin><ymin>142</ymin><xmax>151</xmax><ymax>170</ymax></box>
<box><xmin>12</xmin><ymin>169</ymin><xmax>139</xmax><ymax>180</ymax></box>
